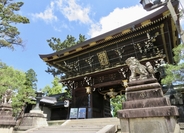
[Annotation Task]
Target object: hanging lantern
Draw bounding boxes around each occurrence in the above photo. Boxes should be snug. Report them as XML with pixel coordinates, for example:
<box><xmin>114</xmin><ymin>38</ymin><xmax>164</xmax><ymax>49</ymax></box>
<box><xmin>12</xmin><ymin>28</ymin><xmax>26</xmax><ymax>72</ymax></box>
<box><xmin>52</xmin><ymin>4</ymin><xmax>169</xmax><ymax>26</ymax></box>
<box><xmin>140</xmin><ymin>0</ymin><xmax>164</xmax><ymax>11</ymax></box>
<box><xmin>140</xmin><ymin>0</ymin><xmax>153</xmax><ymax>10</ymax></box>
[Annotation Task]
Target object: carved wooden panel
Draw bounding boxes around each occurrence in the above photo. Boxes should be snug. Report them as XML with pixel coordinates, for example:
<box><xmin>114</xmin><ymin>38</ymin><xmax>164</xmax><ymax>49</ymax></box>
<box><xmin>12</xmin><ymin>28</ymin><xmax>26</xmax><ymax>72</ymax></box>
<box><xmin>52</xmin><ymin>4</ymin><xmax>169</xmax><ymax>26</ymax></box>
<box><xmin>97</xmin><ymin>51</ymin><xmax>109</xmax><ymax>67</ymax></box>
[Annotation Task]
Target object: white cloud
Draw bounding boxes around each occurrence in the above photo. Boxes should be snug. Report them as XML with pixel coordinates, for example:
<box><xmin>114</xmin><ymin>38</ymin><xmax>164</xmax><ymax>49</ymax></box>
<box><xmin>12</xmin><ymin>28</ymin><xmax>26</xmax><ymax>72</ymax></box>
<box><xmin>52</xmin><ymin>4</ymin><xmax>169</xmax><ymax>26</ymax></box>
<box><xmin>30</xmin><ymin>0</ymin><xmax>184</xmax><ymax>35</ymax></box>
<box><xmin>56</xmin><ymin>0</ymin><xmax>92</xmax><ymax>24</ymax></box>
<box><xmin>52</xmin><ymin>21</ymin><xmax>69</xmax><ymax>32</ymax></box>
<box><xmin>30</xmin><ymin>0</ymin><xmax>92</xmax><ymax>32</ymax></box>
<box><xmin>31</xmin><ymin>1</ymin><xmax>58</xmax><ymax>23</ymax></box>
<box><xmin>88</xmin><ymin>5</ymin><xmax>156</xmax><ymax>38</ymax></box>
<box><xmin>88</xmin><ymin>1</ymin><xmax>184</xmax><ymax>38</ymax></box>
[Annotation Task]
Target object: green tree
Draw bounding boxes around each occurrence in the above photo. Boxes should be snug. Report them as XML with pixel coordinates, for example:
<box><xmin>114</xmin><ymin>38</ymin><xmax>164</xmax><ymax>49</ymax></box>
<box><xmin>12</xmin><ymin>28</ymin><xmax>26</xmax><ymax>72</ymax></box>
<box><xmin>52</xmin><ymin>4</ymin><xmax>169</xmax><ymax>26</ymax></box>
<box><xmin>110</xmin><ymin>95</ymin><xmax>125</xmax><ymax>117</ymax></box>
<box><xmin>0</xmin><ymin>61</ymin><xmax>25</xmax><ymax>96</ymax></box>
<box><xmin>0</xmin><ymin>0</ymin><xmax>29</xmax><ymax>50</ymax></box>
<box><xmin>0</xmin><ymin>62</ymin><xmax>37</xmax><ymax>120</ymax></box>
<box><xmin>12</xmin><ymin>69</ymin><xmax>37</xmax><ymax>118</ymax></box>
<box><xmin>42</xmin><ymin>77</ymin><xmax>63</xmax><ymax>96</ymax></box>
<box><xmin>24</xmin><ymin>69</ymin><xmax>37</xmax><ymax>90</ymax></box>
<box><xmin>47</xmin><ymin>34</ymin><xmax>87</xmax><ymax>52</ymax></box>
<box><xmin>161</xmin><ymin>44</ymin><xmax>184</xmax><ymax>85</ymax></box>
<box><xmin>46</xmin><ymin>34</ymin><xmax>87</xmax><ymax>77</ymax></box>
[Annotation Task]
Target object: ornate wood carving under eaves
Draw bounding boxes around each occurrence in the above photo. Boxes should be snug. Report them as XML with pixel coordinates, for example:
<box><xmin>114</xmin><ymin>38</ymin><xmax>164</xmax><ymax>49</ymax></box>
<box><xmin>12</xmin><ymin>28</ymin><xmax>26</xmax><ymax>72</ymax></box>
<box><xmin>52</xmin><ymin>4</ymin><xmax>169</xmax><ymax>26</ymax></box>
<box><xmin>62</xmin><ymin>80</ymin><xmax>78</xmax><ymax>90</ymax></box>
<box><xmin>154</xmin><ymin>58</ymin><xmax>166</xmax><ymax>79</ymax></box>
<box><xmin>58</xmin><ymin>30</ymin><xmax>168</xmax><ymax>81</ymax></box>
<box><xmin>113</xmin><ymin>46</ymin><xmax>125</xmax><ymax>60</ymax></box>
<box><xmin>85</xmin><ymin>55</ymin><xmax>94</xmax><ymax>67</ymax></box>
<box><xmin>83</xmin><ymin>76</ymin><xmax>93</xmax><ymax>86</ymax></box>
<box><xmin>119</xmin><ymin>68</ymin><xmax>129</xmax><ymax>78</ymax></box>
<box><xmin>64</xmin><ymin>60</ymin><xmax>80</xmax><ymax>72</ymax></box>
<box><xmin>133</xmin><ymin>32</ymin><xmax>161</xmax><ymax>58</ymax></box>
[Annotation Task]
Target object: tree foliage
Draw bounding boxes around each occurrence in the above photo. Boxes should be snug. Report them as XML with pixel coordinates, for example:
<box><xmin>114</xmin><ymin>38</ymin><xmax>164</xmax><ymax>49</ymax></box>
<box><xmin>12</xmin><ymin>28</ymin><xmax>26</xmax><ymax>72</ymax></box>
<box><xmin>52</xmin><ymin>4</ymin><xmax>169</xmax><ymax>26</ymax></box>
<box><xmin>46</xmin><ymin>34</ymin><xmax>87</xmax><ymax>77</ymax></box>
<box><xmin>0</xmin><ymin>0</ymin><xmax>29</xmax><ymax>50</ymax></box>
<box><xmin>110</xmin><ymin>95</ymin><xmax>125</xmax><ymax>117</ymax></box>
<box><xmin>42</xmin><ymin>77</ymin><xmax>63</xmax><ymax>96</ymax></box>
<box><xmin>12</xmin><ymin>69</ymin><xmax>37</xmax><ymax>116</ymax></box>
<box><xmin>0</xmin><ymin>62</ymin><xmax>37</xmax><ymax>116</ymax></box>
<box><xmin>47</xmin><ymin>34</ymin><xmax>86</xmax><ymax>52</ymax></box>
<box><xmin>24</xmin><ymin>69</ymin><xmax>37</xmax><ymax>90</ymax></box>
<box><xmin>161</xmin><ymin>44</ymin><xmax>184</xmax><ymax>85</ymax></box>
<box><xmin>0</xmin><ymin>61</ymin><xmax>25</xmax><ymax>96</ymax></box>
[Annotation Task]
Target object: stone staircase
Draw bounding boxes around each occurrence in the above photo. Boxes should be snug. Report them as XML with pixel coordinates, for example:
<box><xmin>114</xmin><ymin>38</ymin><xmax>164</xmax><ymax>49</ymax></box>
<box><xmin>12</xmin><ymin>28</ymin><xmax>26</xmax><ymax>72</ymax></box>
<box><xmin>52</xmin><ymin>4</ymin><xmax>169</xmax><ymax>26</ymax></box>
<box><xmin>24</xmin><ymin>117</ymin><xmax>120</xmax><ymax>133</ymax></box>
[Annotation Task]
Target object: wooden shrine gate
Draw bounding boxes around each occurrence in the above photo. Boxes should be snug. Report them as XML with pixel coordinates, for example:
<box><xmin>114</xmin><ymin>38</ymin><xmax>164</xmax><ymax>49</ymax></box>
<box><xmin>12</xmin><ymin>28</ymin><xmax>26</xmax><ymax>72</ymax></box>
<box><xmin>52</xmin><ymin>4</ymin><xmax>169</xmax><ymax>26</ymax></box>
<box><xmin>40</xmin><ymin>2</ymin><xmax>180</xmax><ymax>119</ymax></box>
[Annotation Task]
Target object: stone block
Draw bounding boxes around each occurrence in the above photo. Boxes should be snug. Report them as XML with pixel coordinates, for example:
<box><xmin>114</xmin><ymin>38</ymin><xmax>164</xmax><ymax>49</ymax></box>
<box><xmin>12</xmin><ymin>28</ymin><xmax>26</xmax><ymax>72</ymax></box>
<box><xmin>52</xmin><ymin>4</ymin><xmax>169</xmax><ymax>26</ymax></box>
<box><xmin>30</xmin><ymin>110</ymin><xmax>43</xmax><ymax>114</ymax></box>
<box><xmin>119</xmin><ymin>118</ymin><xmax>129</xmax><ymax>133</ymax></box>
<box><xmin>0</xmin><ymin>104</ymin><xmax>16</xmax><ymax>127</ymax></box>
<box><xmin>128</xmin><ymin>78</ymin><xmax>158</xmax><ymax>86</ymax></box>
<box><xmin>174</xmin><ymin>124</ymin><xmax>180</xmax><ymax>133</ymax></box>
<box><xmin>119</xmin><ymin>117</ymin><xmax>177</xmax><ymax>133</ymax></box>
<box><xmin>123</xmin><ymin>97</ymin><xmax>171</xmax><ymax>109</ymax></box>
<box><xmin>18</xmin><ymin>112</ymin><xmax>48</xmax><ymax>131</ymax></box>
<box><xmin>0</xmin><ymin>126</ymin><xmax>14</xmax><ymax>133</ymax></box>
<box><xmin>96</xmin><ymin>125</ymin><xmax>116</xmax><ymax>133</ymax></box>
<box><xmin>126</xmin><ymin>88</ymin><xmax>163</xmax><ymax>101</ymax></box>
<box><xmin>117</xmin><ymin>106</ymin><xmax>178</xmax><ymax>118</ymax></box>
<box><xmin>126</xmin><ymin>82</ymin><xmax>161</xmax><ymax>92</ymax></box>
<box><xmin>24</xmin><ymin>113</ymin><xmax>45</xmax><ymax>118</ymax></box>
<box><xmin>130</xmin><ymin>117</ymin><xmax>168</xmax><ymax>133</ymax></box>
<box><xmin>118</xmin><ymin>78</ymin><xmax>179</xmax><ymax>133</ymax></box>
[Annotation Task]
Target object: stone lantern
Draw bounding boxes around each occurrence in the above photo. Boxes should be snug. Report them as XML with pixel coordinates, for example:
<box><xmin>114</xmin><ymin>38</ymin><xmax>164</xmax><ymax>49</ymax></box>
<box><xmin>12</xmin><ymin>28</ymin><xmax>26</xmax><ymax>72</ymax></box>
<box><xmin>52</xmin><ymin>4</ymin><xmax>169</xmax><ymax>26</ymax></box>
<box><xmin>18</xmin><ymin>91</ymin><xmax>48</xmax><ymax>131</ymax></box>
<box><xmin>32</xmin><ymin>91</ymin><xmax>44</xmax><ymax>111</ymax></box>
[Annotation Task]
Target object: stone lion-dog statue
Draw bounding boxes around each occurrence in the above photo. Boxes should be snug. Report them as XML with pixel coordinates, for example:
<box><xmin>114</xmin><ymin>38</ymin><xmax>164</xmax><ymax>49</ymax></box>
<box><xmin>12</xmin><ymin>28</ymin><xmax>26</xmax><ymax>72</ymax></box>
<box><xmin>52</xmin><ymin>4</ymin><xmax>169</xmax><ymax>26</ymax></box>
<box><xmin>125</xmin><ymin>57</ymin><xmax>154</xmax><ymax>82</ymax></box>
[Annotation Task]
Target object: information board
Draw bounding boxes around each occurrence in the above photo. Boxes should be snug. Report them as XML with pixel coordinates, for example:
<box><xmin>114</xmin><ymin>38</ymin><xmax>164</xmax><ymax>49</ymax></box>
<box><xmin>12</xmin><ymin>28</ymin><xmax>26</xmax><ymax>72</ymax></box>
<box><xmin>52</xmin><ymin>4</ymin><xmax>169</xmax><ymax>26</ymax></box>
<box><xmin>78</xmin><ymin>108</ymin><xmax>86</xmax><ymax>119</ymax></box>
<box><xmin>69</xmin><ymin>108</ymin><xmax>78</xmax><ymax>119</ymax></box>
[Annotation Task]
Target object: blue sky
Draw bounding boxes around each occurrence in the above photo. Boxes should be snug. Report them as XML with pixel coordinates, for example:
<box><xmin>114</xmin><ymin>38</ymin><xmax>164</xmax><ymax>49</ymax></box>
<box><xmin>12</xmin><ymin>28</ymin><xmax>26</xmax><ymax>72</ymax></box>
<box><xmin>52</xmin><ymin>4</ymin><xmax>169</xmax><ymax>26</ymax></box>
<box><xmin>0</xmin><ymin>0</ymin><xmax>184</xmax><ymax>90</ymax></box>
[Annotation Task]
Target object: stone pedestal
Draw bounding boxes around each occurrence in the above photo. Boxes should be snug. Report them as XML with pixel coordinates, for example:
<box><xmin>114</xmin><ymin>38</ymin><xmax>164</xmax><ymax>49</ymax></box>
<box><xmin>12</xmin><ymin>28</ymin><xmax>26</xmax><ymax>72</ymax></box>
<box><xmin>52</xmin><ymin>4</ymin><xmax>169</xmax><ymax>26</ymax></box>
<box><xmin>0</xmin><ymin>104</ymin><xmax>16</xmax><ymax>133</ymax></box>
<box><xmin>17</xmin><ymin>91</ymin><xmax>48</xmax><ymax>131</ymax></box>
<box><xmin>18</xmin><ymin>110</ymin><xmax>48</xmax><ymax>131</ymax></box>
<box><xmin>117</xmin><ymin>78</ymin><xmax>179</xmax><ymax>133</ymax></box>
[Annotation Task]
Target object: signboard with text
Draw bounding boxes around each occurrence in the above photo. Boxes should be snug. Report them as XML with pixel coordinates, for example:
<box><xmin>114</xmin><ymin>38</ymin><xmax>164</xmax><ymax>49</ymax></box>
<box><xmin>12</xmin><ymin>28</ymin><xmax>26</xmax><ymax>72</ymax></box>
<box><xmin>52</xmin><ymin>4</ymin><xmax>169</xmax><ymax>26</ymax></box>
<box><xmin>78</xmin><ymin>108</ymin><xmax>86</xmax><ymax>119</ymax></box>
<box><xmin>69</xmin><ymin>108</ymin><xmax>78</xmax><ymax>119</ymax></box>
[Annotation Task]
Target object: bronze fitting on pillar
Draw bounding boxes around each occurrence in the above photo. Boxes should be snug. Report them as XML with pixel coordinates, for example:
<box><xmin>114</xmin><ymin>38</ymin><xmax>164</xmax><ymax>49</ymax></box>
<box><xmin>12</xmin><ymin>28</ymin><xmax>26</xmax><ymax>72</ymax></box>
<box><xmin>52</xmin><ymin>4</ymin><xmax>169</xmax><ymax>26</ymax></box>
<box><xmin>107</xmin><ymin>88</ymin><xmax>118</xmax><ymax>98</ymax></box>
<box><xmin>85</xmin><ymin>86</ymin><xmax>92</xmax><ymax>94</ymax></box>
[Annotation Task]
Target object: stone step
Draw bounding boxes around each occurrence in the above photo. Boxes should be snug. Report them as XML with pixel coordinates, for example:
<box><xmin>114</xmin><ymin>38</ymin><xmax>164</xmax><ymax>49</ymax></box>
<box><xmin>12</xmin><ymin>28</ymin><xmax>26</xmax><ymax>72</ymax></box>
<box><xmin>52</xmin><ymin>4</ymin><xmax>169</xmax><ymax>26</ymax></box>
<box><xmin>26</xmin><ymin>126</ymin><xmax>116</xmax><ymax>133</ymax></box>
<box><xmin>27</xmin><ymin>130</ymin><xmax>100</xmax><ymax>133</ymax></box>
<box><xmin>62</xmin><ymin>118</ymin><xmax>119</xmax><ymax>124</ymax></box>
<box><xmin>23</xmin><ymin>117</ymin><xmax>120</xmax><ymax>133</ymax></box>
<box><xmin>25</xmin><ymin>127</ymin><xmax>102</xmax><ymax>133</ymax></box>
<box><xmin>28</xmin><ymin>128</ymin><xmax>102</xmax><ymax>131</ymax></box>
<box><xmin>62</xmin><ymin>123</ymin><xmax>119</xmax><ymax>127</ymax></box>
<box><xmin>32</xmin><ymin>126</ymin><xmax>105</xmax><ymax>129</ymax></box>
<box><xmin>47</xmin><ymin>120</ymin><xmax>65</xmax><ymax>126</ymax></box>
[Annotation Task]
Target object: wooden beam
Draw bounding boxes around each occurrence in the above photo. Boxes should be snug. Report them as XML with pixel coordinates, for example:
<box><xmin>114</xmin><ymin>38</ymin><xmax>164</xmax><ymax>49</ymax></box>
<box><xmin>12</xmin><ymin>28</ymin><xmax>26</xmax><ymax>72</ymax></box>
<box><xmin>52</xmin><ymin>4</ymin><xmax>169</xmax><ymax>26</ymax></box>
<box><xmin>94</xmin><ymin>80</ymin><xmax>122</xmax><ymax>88</ymax></box>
